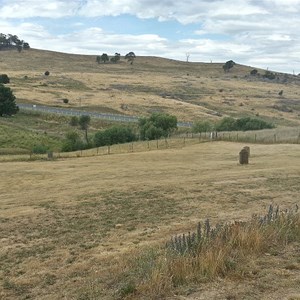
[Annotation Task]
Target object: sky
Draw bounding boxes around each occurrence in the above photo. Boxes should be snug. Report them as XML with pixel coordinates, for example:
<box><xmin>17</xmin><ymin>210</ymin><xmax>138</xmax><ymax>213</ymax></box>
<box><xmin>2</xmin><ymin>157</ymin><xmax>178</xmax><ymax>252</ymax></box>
<box><xmin>1</xmin><ymin>0</ymin><xmax>300</xmax><ymax>74</ymax></box>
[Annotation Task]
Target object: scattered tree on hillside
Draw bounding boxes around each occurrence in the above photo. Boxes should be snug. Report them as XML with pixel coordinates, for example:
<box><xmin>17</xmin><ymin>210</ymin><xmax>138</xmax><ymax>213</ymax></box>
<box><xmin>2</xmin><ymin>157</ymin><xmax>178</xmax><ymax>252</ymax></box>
<box><xmin>139</xmin><ymin>113</ymin><xmax>177</xmax><ymax>140</ymax></box>
<box><xmin>125</xmin><ymin>52</ymin><xmax>136</xmax><ymax>65</ymax></box>
<box><xmin>0</xmin><ymin>84</ymin><xmax>19</xmax><ymax>116</ymax></box>
<box><xmin>100</xmin><ymin>53</ymin><xmax>109</xmax><ymax>63</ymax></box>
<box><xmin>263</xmin><ymin>70</ymin><xmax>276</xmax><ymax>80</ymax></box>
<box><xmin>79</xmin><ymin>115</ymin><xmax>91</xmax><ymax>144</ymax></box>
<box><xmin>0</xmin><ymin>33</ymin><xmax>30</xmax><ymax>51</ymax></box>
<box><xmin>250</xmin><ymin>69</ymin><xmax>258</xmax><ymax>76</ymax></box>
<box><xmin>0</xmin><ymin>74</ymin><xmax>10</xmax><ymax>84</ymax></box>
<box><xmin>96</xmin><ymin>55</ymin><xmax>101</xmax><ymax>64</ymax></box>
<box><xmin>110</xmin><ymin>53</ymin><xmax>121</xmax><ymax>63</ymax></box>
<box><xmin>223</xmin><ymin>60</ymin><xmax>235</xmax><ymax>72</ymax></box>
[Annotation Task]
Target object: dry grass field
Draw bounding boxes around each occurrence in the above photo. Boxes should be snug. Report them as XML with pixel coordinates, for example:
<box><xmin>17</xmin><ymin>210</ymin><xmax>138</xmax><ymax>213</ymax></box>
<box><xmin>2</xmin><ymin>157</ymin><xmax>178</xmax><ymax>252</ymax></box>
<box><xmin>1</xmin><ymin>49</ymin><xmax>300</xmax><ymax>125</ymax></box>
<box><xmin>1</xmin><ymin>49</ymin><xmax>300</xmax><ymax>299</ymax></box>
<box><xmin>0</xmin><ymin>141</ymin><xmax>299</xmax><ymax>299</ymax></box>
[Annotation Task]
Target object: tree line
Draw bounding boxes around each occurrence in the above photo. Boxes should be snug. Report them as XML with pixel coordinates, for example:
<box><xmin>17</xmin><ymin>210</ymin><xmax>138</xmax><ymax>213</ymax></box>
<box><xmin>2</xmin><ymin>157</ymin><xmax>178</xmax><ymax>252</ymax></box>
<box><xmin>96</xmin><ymin>52</ymin><xmax>136</xmax><ymax>64</ymax></box>
<box><xmin>0</xmin><ymin>33</ymin><xmax>30</xmax><ymax>52</ymax></box>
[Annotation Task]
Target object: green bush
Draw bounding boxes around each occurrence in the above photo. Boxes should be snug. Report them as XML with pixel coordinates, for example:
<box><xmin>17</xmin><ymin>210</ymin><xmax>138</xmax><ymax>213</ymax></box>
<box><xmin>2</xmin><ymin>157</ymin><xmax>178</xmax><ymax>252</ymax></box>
<box><xmin>263</xmin><ymin>70</ymin><xmax>276</xmax><ymax>80</ymax></box>
<box><xmin>216</xmin><ymin>117</ymin><xmax>274</xmax><ymax>132</ymax></box>
<box><xmin>139</xmin><ymin>113</ymin><xmax>177</xmax><ymax>140</ymax></box>
<box><xmin>32</xmin><ymin>144</ymin><xmax>49</xmax><ymax>154</ymax></box>
<box><xmin>61</xmin><ymin>131</ymin><xmax>85</xmax><ymax>152</ymax></box>
<box><xmin>94</xmin><ymin>125</ymin><xmax>137</xmax><ymax>147</ymax></box>
<box><xmin>69</xmin><ymin>116</ymin><xmax>79</xmax><ymax>126</ymax></box>
<box><xmin>192</xmin><ymin>120</ymin><xmax>213</xmax><ymax>133</ymax></box>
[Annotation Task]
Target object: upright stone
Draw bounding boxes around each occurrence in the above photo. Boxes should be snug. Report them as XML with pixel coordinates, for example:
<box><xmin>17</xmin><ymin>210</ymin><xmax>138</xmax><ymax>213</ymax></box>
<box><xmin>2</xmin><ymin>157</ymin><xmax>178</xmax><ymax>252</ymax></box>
<box><xmin>239</xmin><ymin>148</ymin><xmax>249</xmax><ymax>164</ymax></box>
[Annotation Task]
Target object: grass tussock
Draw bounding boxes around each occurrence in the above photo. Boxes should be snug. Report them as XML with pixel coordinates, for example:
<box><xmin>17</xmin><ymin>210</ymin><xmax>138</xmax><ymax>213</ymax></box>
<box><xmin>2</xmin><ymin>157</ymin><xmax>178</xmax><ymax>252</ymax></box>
<box><xmin>115</xmin><ymin>205</ymin><xmax>300</xmax><ymax>299</ymax></box>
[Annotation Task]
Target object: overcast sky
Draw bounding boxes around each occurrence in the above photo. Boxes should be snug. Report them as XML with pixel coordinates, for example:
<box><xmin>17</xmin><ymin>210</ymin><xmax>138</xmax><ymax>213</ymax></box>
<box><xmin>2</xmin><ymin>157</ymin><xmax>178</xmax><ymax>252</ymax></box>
<box><xmin>1</xmin><ymin>0</ymin><xmax>300</xmax><ymax>74</ymax></box>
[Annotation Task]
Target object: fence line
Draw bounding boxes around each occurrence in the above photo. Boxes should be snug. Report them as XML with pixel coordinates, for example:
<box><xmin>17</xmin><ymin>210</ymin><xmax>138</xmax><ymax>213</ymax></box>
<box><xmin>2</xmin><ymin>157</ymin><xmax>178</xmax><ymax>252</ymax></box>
<box><xmin>0</xmin><ymin>128</ymin><xmax>299</xmax><ymax>162</ymax></box>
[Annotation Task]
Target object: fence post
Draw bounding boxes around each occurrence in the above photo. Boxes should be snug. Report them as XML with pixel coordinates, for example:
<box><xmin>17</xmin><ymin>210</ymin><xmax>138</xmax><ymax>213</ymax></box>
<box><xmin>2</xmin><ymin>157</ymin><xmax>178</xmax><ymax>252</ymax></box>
<box><xmin>183</xmin><ymin>137</ymin><xmax>186</xmax><ymax>146</ymax></box>
<box><xmin>298</xmin><ymin>133</ymin><xmax>300</xmax><ymax>144</ymax></box>
<box><xmin>237</xmin><ymin>133</ymin><xmax>239</xmax><ymax>141</ymax></box>
<box><xmin>156</xmin><ymin>140</ymin><xmax>159</xmax><ymax>149</ymax></box>
<box><xmin>254</xmin><ymin>134</ymin><xmax>257</xmax><ymax>142</ymax></box>
<box><xmin>97</xmin><ymin>147</ymin><xmax>99</xmax><ymax>155</ymax></box>
<box><xmin>132</xmin><ymin>143</ymin><xmax>134</xmax><ymax>152</ymax></box>
<box><xmin>165</xmin><ymin>139</ymin><xmax>168</xmax><ymax>148</ymax></box>
<box><xmin>148</xmin><ymin>141</ymin><xmax>150</xmax><ymax>150</ymax></box>
<box><xmin>108</xmin><ymin>145</ymin><xmax>110</xmax><ymax>154</ymax></box>
<box><xmin>274</xmin><ymin>134</ymin><xmax>277</xmax><ymax>143</ymax></box>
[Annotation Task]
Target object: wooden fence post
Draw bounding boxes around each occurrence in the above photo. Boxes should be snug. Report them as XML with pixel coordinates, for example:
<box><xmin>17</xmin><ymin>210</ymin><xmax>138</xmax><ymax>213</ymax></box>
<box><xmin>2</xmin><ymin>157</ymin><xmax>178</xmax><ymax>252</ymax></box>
<box><xmin>156</xmin><ymin>140</ymin><xmax>159</xmax><ymax>149</ymax></box>
<box><xmin>108</xmin><ymin>145</ymin><xmax>110</xmax><ymax>154</ymax></box>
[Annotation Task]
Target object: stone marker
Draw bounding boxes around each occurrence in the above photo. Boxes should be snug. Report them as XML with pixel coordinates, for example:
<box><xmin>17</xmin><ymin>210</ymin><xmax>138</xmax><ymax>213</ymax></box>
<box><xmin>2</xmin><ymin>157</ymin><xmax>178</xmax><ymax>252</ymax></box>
<box><xmin>239</xmin><ymin>148</ymin><xmax>249</xmax><ymax>164</ymax></box>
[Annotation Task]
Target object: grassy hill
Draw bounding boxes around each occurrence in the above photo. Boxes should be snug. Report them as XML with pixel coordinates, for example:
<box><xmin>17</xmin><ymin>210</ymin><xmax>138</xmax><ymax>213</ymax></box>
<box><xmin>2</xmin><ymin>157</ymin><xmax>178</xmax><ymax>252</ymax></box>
<box><xmin>1</xmin><ymin>48</ymin><xmax>299</xmax><ymax>125</ymax></box>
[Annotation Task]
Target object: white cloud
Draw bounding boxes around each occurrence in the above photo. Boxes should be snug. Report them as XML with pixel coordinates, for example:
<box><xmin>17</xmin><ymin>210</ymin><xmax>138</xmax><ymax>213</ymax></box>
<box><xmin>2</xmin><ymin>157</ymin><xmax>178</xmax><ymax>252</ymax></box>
<box><xmin>0</xmin><ymin>0</ymin><xmax>300</xmax><ymax>73</ymax></box>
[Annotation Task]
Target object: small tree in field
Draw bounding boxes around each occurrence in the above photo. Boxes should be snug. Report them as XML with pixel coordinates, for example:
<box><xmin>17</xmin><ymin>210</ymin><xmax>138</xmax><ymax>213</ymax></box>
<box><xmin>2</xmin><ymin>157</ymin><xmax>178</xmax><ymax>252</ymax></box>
<box><xmin>223</xmin><ymin>60</ymin><xmax>235</xmax><ymax>72</ymax></box>
<box><xmin>139</xmin><ymin>113</ymin><xmax>177</xmax><ymax>140</ymax></box>
<box><xmin>192</xmin><ymin>120</ymin><xmax>213</xmax><ymax>133</ymax></box>
<box><xmin>100</xmin><ymin>53</ymin><xmax>109</xmax><ymax>63</ymax></box>
<box><xmin>0</xmin><ymin>84</ymin><xmax>19</xmax><ymax>116</ymax></box>
<box><xmin>79</xmin><ymin>115</ymin><xmax>91</xmax><ymax>144</ymax></box>
<box><xmin>125</xmin><ymin>52</ymin><xmax>136</xmax><ymax>65</ymax></box>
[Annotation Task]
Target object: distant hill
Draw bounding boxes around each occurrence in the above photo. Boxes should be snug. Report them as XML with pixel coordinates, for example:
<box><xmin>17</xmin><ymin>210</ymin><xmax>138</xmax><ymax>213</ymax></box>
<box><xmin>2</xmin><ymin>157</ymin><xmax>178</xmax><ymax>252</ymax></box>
<box><xmin>0</xmin><ymin>48</ymin><xmax>299</xmax><ymax>126</ymax></box>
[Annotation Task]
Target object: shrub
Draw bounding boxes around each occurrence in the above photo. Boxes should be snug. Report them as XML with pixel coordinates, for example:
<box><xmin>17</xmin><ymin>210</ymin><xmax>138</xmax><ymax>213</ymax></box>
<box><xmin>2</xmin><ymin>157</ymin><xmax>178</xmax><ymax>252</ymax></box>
<box><xmin>250</xmin><ymin>69</ymin><xmax>258</xmax><ymax>75</ymax></box>
<box><xmin>62</xmin><ymin>98</ymin><xmax>69</xmax><ymax>104</ymax></box>
<box><xmin>32</xmin><ymin>144</ymin><xmax>49</xmax><ymax>154</ymax></box>
<box><xmin>215</xmin><ymin>117</ymin><xmax>237</xmax><ymax>131</ymax></box>
<box><xmin>69</xmin><ymin>116</ymin><xmax>79</xmax><ymax>126</ymax></box>
<box><xmin>0</xmin><ymin>74</ymin><xmax>10</xmax><ymax>84</ymax></box>
<box><xmin>94</xmin><ymin>125</ymin><xmax>137</xmax><ymax>147</ymax></box>
<box><xmin>263</xmin><ymin>70</ymin><xmax>276</xmax><ymax>80</ymax></box>
<box><xmin>139</xmin><ymin>113</ymin><xmax>177</xmax><ymax>140</ymax></box>
<box><xmin>61</xmin><ymin>131</ymin><xmax>85</xmax><ymax>152</ymax></box>
<box><xmin>44</xmin><ymin>71</ymin><xmax>50</xmax><ymax>76</ymax></box>
<box><xmin>192</xmin><ymin>120</ymin><xmax>213</xmax><ymax>133</ymax></box>
<box><xmin>216</xmin><ymin>117</ymin><xmax>274</xmax><ymax>132</ymax></box>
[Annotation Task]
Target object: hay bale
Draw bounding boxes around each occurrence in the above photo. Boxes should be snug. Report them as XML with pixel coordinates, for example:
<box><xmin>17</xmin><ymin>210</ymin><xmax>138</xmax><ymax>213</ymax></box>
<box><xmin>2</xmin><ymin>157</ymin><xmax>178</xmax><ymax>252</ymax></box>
<box><xmin>239</xmin><ymin>148</ymin><xmax>249</xmax><ymax>164</ymax></box>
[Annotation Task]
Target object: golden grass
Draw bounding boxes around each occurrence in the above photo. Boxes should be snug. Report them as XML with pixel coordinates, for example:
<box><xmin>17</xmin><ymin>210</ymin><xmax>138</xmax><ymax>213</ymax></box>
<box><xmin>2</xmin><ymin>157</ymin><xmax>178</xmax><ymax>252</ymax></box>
<box><xmin>0</xmin><ymin>141</ymin><xmax>299</xmax><ymax>299</ymax></box>
<box><xmin>1</xmin><ymin>49</ymin><xmax>300</xmax><ymax>125</ymax></box>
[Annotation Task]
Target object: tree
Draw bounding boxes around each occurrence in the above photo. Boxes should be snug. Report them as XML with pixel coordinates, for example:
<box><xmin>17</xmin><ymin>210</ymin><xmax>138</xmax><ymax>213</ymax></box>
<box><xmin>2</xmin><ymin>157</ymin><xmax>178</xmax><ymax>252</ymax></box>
<box><xmin>94</xmin><ymin>125</ymin><xmax>136</xmax><ymax>147</ymax></box>
<box><xmin>125</xmin><ymin>52</ymin><xmax>136</xmax><ymax>65</ymax></box>
<box><xmin>110</xmin><ymin>53</ymin><xmax>121</xmax><ymax>63</ymax></box>
<box><xmin>96</xmin><ymin>56</ymin><xmax>101</xmax><ymax>64</ymax></box>
<box><xmin>223</xmin><ymin>60</ymin><xmax>235</xmax><ymax>72</ymax></box>
<box><xmin>215</xmin><ymin>117</ymin><xmax>236</xmax><ymax>131</ymax></box>
<box><xmin>62</xmin><ymin>131</ymin><xmax>84</xmax><ymax>152</ymax></box>
<box><xmin>79</xmin><ymin>115</ymin><xmax>91</xmax><ymax>143</ymax></box>
<box><xmin>69</xmin><ymin>116</ymin><xmax>79</xmax><ymax>126</ymax></box>
<box><xmin>100</xmin><ymin>53</ymin><xmax>109</xmax><ymax>63</ymax></box>
<box><xmin>192</xmin><ymin>120</ymin><xmax>213</xmax><ymax>133</ymax></box>
<box><xmin>0</xmin><ymin>33</ymin><xmax>30</xmax><ymax>51</ymax></box>
<box><xmin>0</xmin><ymin>84</ymin><xmax>19</xmax><ymax>116</ymax></box>
<box><xmin>139</xmin><ymin>113</ymin><xmax>177</xmax><ymax>140</ymax></box>
<box><xmin>0</xmin><ymin>74</ymin><xmax>10</xmax><ymax>84</ymax></box>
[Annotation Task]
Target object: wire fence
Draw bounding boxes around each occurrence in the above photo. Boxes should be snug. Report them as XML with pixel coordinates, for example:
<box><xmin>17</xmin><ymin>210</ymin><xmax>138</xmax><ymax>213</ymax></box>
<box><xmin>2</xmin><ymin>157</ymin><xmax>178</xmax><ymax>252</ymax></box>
<box><xmin>0</xmin><ymin>127</ymin><xmax>299</xmax><ymax>162</ymax></box>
